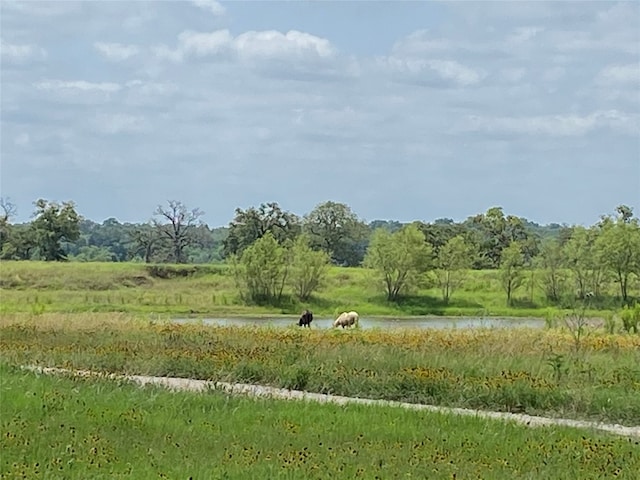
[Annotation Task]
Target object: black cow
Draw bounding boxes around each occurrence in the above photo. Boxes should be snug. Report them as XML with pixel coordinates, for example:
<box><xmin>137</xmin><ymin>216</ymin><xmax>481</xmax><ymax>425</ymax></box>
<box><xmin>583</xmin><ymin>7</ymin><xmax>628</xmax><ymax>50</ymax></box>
<box><xmin>298</xmin><ymin>309</ymin><xmax>313</xmax><ymax>328</ymax></box>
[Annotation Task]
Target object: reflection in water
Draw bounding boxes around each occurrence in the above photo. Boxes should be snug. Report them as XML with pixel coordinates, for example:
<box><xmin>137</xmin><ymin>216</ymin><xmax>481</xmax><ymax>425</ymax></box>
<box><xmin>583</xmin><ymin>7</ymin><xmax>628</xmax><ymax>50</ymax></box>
<box><xmin>173</xmin><ymin>316</ymin><xmax>545</xmax><ymax>330</ymax></box>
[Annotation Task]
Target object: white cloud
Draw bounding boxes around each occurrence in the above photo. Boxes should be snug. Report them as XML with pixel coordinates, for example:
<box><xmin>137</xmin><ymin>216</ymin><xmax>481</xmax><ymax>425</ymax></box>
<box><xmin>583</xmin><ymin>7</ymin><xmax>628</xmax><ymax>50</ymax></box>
<box><xmin>178</xmin><ymin>29</ymin><xmax>233</xmax><ymax>57</ymax></box>
<box><xmin>154</xmin><ymin>29</ymin><xmax>336</xmax><ymax>64</ymax></box>
<box><xmin>3</xmin><ymin>1</ymin><xmax>639</xmax><ymax>226</ymax></box>
<box><xmin>124</xmin><ymin>80</ymin><xmax>177</xmax><ymax>96</ymax></box>
<box><xmin>152</xmin><ymin>44</ymin><xmax>184</xmax><ymax>62</ymax></box>
<box><xmin>427</xmin><ymin>59</ymin><xmax>484</xmax><ymax>86</ymax></box>
<box><xmin>1</xmin><ymin>0</ymin><xmax>80</xmax><ymax>16</ymax></box>
<box><xmin>507</xmin><ymin>26</ymin><xmax>544</xmax><ymax>43</ymax></box>
<box><xmin>391</xmin><ymin>30</ymin><xmax>452</xmax><ymax>56</ymax></box>
<box><xmin>94</xmin><ymin>42</ymin><xmax>140</xmax><ymax>61</ymax></box>
<box><xmin>34</xmin><ymin>80</ymin><xmax>121</xmax><ymax>93</ymax></box>
<box><xmin>94</xmin><ymin>113</ymin><xmax>147</xmax><ymax>134</ymax></box>
<box><xmin>0</xmin><ymin>39</ymin><xmax>45</xmax><ymax>60</ymax></box>
<box><xmin>191</xmin><ymin>0</ymin><xmax>225</xmax><ymax>16</ymax></box>
<box><xmin>234</xmin><ymin>30</ymin><xmax>335</xmax><ymax>59</ymax></box>
<box><xmin>153</xmin><ymin>29</ymin><xmax>232</xmax><ymax>61</ymax></box>
<box><xmin>596</xmin><ymin>64</ymin><xmax>640</xmax><ymax>85</ymax></box>
<box><xmin>462</xmin><ymin>110</ymin><xmax>639</xmax><ymax>137</ymax></box>
<box><xmin>552</xmin><ymin>29</ymin><xmax>639</xmax><ymax>55</ymax></box>
<box><xmin>379</xmin><ymin>56</ymin><xmax>483</xmax><ymax>87</ymax></box>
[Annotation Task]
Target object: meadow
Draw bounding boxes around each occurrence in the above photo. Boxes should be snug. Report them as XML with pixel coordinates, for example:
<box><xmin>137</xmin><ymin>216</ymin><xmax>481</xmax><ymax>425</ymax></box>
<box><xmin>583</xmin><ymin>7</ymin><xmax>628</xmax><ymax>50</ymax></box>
<box><xmin>2</xmin><ymin>261</ymin><xmax>639</xmax><ymax>478</ymax></box>
<box><xmin>1</xmin><ymin>313</ymin><xmax>639</xmax><ymax>426</ymax></box>
<box><xmin>0</xmin><ymin>260</ymin><xmax>631</xmax><ymax>318</ymax></box>
<box><xmin>2</xmin><ymin>363</ymin><xmax>640</xmax><ymax>480</ymax></box>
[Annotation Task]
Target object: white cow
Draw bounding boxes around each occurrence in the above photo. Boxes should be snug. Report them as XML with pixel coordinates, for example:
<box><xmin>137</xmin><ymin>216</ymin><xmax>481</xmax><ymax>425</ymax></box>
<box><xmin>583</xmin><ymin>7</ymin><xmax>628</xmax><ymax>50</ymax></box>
<box><xmin>333</xmin><ymin>311</ymin><xmax>359</xmax><ymax>328</ymax></box>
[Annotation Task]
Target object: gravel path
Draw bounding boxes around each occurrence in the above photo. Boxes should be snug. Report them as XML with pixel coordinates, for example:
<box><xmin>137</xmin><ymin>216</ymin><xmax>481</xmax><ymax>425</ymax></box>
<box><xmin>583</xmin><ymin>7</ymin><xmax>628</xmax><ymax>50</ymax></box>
<box><xmin>25</xmin><ymin>366</ymin><xmax>640</xmax><ymax>439</ymax></box>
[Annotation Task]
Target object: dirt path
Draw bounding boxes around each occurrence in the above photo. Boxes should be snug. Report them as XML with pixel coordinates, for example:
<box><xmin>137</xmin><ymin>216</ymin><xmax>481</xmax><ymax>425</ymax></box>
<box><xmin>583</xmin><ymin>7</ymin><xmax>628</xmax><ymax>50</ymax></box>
<box><xmin>25</xmin><ymin>366</ymin><xmax>640</xmax><ymax>439</ymax></box>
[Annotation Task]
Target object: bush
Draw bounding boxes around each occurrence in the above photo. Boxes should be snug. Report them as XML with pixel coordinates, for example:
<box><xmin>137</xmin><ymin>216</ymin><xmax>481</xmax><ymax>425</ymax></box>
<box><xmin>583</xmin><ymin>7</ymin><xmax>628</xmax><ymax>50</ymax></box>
<box><xmin>620</xmin><ymin>304</ymin><xmax>639</xmax><ymax>334</ymax></box>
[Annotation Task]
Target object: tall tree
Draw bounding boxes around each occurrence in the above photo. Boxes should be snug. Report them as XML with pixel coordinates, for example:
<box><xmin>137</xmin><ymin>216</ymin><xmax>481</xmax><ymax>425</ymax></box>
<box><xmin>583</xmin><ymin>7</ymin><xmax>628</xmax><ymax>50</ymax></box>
<box><xmin>304</xmin><ymin>201</ymin><xmax>368</xmax><ymax>266</ymax></box>
<box><xmin>223</xmin><ymin>202</ymin><xmax>300</xmax><ymax>257</ymax></box>
<box><xmin>368</xmin><ymin>220</ymin><xmax>404</xmax><ymax>233</ymax></box>
<box><xmin>596</xmin><ymin>205</ymin><xmax>640</xmax><ymax>304</ymax></box>
<box><xmin>364</xmin><ymin>224</ymin><xmax>432</xmax><ymax>301</ymax></box>
<box><xmin>563</xmin><ymin>226</ymin><xmax>606</xmax><ymax>298</ymax></box>
<box><xmin>0</xmin><ymin>224</ymin><xmax>35</xmax><ymax>260</ymax></box>
<box><xmin>129</xmin><ymin>223</ymin><xmax>164</xmax><ymax>263</ymax></box>
<box><xmin>153</xmin><ymin>200</ymin><xmax>204</xmax><ymax>263</ymax></box>
<box><xmin>499</xmin><ymin>242</ymin><xmax>525</xmax><ymax>306</ymax></box>
<box><xmin>287</xmin><ymin>234</ymin><xmax>330</xmax><ymax>301</ymax></box>
<box><xmin>87</xmin><ymin>218</ymin><xmax>130</xmax><ymax>261</ymax></box>
<box><xmin>434</xmin><ymin>235</ymin><xmax>473</xmax><ymax>304</ymax></box>
<box><xmin>464</xmin><ymin>207</ymin><xmax>535</xmax><ymax>268</ymax></box>
<box><xmin>537</xmin><ymin>237</ymin><xmax>568</xmax><ymax>303</ymax></box>
<box><xmin>230</xmin><ymin>232</ymin><xmax>289</xmax><ymax>304</ymax></box>
<box><xmin>30</xmin><ymin>199</ymin><xmax>81</xmax><ymax>261</ymax></box>
<box><xmin>415</xmin><ymin>220</ymin><xmax>464</xmax><ymax>257</ymax></box>
<box><xmin>0</xmin><ymin>197</ymin><xmax>17</xmax><ymax>254</ymax></box>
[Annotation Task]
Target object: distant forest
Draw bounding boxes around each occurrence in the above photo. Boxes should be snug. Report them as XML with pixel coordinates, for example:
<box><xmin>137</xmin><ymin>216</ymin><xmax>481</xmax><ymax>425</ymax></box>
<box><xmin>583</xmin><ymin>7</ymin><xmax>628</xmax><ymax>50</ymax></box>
<box><xmin>0</xmin><ymin>197</ymin><xmax>635</xmax><ymax>270</ymax></box>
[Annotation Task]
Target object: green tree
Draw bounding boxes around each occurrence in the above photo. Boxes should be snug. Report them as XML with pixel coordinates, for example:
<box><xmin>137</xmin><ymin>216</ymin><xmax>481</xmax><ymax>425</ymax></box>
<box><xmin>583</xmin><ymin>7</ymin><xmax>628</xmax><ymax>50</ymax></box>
<box><xmin>0</xmin><ymin>197</ymin><xmax>17</xmax><ymax>254</ymax></box>
<box><xmin>87</xmin><ymin>218</ymin><xmax>130</xmax><ymax>261</ymax></box>
<box><xmin>368</xmin><ymin>220</ymin><xmax>404</xmax><ymax>233</ymax></box>
<box><xmin>415</xmin><ymin>219</ymin><xmax>464</xmax><ymax>258</ymax></box>
<box><xmin>304</xmin><ymin>201</ymin><xmax>368</xmax><ymax>266</ymax></box>
<box><xmin>364</xmin><ymin>224</ymin><xmax>432</xmax><ymax>301</ymax></box>
<box><xmin>596</xmin><ymin>206</ymin><xmax>640</xmax><ymax>304</ymax></box>
<box><xmin>434</xmin><ymin>235</ymin><xmax>473</xmax><ymax>304</ymax></box>
<box><xmin>500</xmin><ymin>242</ymin><xmax>525</xmax><ymax>306</ymax></box>
<box><xmin>30</xmin><ymin>199</ymin><xmax>81</xmax><ymax>261</ymax></box>
<box><xmin>153</xmin><ymin>200</ymin><xmax>204</xmax><ymax>263</ymax></box>
<box><xmin>129</xmin><ymin>223</ymin><xmax>164</xmax><ymax>263</ymax></box>
<box><xmin>465</xmin><ymin>207</ymin><xmax>535</xmax><ymax>269</ymax></box>
<box><xmin>185</xmin><ymin>224</ymin><xmax>226</xmax><ymax>263</ymax></box>
<box><xmin>230</xmin><ymin>233</ymin><xmax>289</xmax><ymax>304</ymax></box>
<box><xmin>537</xmin><ymin>237</ymin><xmax>568</xmax><ymax>303</ymax></box>
<box><xmin>288</xmin><ymin>234</ymin><xmax>330</xmax><ymax>301</ymax></box>
<box><xmin>563</xmin><ymin>226</ymin><xmax>606</xmax><ymax>299</ymax></box>
<box><xmin>0</xmin><ymin>198</ymin><xmax>35</xmax><ymax>260</ymax></box>
<box><xmin>223</xmin><ymin>202</ymin><xmax>300</xmax><ymax>257</ymax></box>
<box><xmin>72</xmin><ymin>246</ymin><xmax>115</xmax><ymax>262</ymax></box>
<box><xmin>0</xmin><ymin>223</ymin><xmax>35</xmax><ymax>260</ymax></box>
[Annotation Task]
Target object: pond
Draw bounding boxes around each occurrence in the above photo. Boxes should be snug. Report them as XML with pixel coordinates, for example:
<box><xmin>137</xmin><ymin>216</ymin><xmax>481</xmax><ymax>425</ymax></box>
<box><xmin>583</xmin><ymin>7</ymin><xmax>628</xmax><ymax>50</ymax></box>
<box><xmin>173</xmin><ymin>316</ymin><xmax>546</xmax><ymax>330</ymax></box>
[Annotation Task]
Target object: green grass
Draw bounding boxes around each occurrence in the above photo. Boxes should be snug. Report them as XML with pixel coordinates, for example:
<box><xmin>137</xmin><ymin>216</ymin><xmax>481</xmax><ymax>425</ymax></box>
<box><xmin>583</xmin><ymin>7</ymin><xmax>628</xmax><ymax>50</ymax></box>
<box><xmin>0</xmin><ymin>261</ymin><xmax>632</xmax><ymax>317</ymax></box>
<box><xmin>2</xmin><ymin>363</ymin><xmax>639</xmax><ymax>479</ymax></box>
<box><xmin>2</xmin><ymin>314</ymin><xmax>639</xmax><ymax>426</ymax></box>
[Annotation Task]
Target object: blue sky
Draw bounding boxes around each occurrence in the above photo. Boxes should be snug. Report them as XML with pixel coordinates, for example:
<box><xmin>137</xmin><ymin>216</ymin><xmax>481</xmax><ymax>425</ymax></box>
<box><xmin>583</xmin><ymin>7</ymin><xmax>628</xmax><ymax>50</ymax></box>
<box><xmin>1</xmin><ymin>0</ymin><xmax>639</xmax><ymax>227</ymax></box>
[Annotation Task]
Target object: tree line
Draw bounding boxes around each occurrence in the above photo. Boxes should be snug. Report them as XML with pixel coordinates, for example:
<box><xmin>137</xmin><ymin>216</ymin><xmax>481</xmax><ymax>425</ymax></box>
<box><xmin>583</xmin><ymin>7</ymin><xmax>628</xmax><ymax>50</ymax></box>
<box><xmin>1</xmin><ymin>197</ymin><xmax>638</xmax><ymax>305</ymax></box>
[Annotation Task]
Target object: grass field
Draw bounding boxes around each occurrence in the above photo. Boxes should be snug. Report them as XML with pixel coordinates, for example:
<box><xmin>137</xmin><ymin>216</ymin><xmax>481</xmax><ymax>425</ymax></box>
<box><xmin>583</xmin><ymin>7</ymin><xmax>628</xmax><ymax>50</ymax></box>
<box><xmin>2</xmin><ymin>313</ymin><xmax>639</xmax><ymax>426</ymax></box>
<box><xmin>2</xmin><ymin>363</ymin><xmax>639</xmax><ymax>480</ymax></box>
<box><xmin>0</xmin><ymin>261</ymin><xmax>633</xmax><ymax>317</ymax></box>
<box><xmin>1</xmin><ymin>262</ymin><xmax>638</xmax><ymax>478</ymax></box>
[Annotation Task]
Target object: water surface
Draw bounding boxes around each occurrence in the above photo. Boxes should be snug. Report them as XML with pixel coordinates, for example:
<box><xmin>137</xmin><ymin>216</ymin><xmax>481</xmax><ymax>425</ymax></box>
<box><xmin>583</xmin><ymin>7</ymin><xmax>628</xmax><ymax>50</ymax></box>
<box><xmin>173</xmin><ymin>316</ymin><xmax>545</xmax><ymax>330</ymax></box>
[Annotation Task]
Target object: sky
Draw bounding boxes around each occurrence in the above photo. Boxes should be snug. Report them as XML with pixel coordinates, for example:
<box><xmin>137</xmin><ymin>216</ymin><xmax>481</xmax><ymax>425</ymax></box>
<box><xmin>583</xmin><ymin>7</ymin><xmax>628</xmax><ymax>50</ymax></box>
<box><xmin>1</xmin><ymin>0</ymin><xmax>639</xmax><ymax>227</ymax></box>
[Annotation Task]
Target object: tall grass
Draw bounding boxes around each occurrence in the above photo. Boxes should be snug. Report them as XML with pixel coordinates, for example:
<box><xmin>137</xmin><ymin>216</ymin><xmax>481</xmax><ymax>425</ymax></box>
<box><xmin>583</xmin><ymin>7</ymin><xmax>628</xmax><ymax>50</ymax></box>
<box><xmin>2</xmin><ymin>364</ymin><xmax>639</xmax><ymax>479</ymax></box>
<box><xmin>0</xmin><ymin>261</ymin><xmax>630</xmax><ymax>317</ymax></box>
<box><xmin>2</xmin><ymin>313</ymin><xmax>639</xmax><ymax>425</ymax></box>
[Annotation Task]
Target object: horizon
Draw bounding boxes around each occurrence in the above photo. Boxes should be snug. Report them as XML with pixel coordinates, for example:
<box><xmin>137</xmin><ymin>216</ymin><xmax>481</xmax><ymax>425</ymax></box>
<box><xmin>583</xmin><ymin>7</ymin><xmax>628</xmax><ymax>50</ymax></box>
<box><xmin>3</xmin><ymin>196</ymin><xmax>627</xmax><ymax>229</ymax></box>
